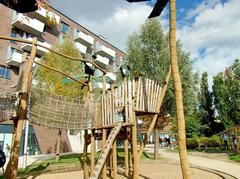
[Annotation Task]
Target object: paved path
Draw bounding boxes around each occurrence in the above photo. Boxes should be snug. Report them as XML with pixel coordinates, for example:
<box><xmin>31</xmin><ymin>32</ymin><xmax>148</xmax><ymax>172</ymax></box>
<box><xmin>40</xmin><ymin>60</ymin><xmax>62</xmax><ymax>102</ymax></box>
<box><xmin>147</xmin><ymin>148</ymin><xmax>240</xmax><ymax>178</ymax></box>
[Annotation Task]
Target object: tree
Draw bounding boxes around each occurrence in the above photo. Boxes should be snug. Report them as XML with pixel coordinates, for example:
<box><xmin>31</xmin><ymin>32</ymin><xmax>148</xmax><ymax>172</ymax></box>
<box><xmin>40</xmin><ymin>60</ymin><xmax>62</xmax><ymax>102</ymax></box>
<box><xmin>213</xmin><ymin>59</ymin><xmax>240</xmax><ymax>128</ymax></box>
<box><xmin>34</xmin><ymin>35</ymin><xmax>87</xmax><ymax>162</ymax></box>
<box><xmin>34</xmin><ymin>35</ymin><xmax>87</xmax><ymax>98</ymax></box>
<box><xmin>124</xmin><ymin>19</ymin><xmax>197</xmax><ymax>131</ymax></box>
<box><xmin>198</xmin><ymin>72</ymin><xmax>215</xmax><ymax>136</ymax></box>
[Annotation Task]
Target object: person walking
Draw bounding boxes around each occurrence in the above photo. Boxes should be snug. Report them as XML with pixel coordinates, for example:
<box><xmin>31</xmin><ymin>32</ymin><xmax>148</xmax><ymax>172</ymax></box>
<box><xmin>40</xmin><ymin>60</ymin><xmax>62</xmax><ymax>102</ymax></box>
<box><xmin>221</xmin><ymin>132</ymin><xmax>229</xmax><ymax>150</ymax></box>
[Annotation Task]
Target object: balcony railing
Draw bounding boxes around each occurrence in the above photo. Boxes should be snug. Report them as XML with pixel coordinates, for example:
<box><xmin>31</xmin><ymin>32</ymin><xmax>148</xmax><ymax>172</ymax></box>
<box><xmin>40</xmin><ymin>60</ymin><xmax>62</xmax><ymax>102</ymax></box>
<box><xmin>22</xmin><ymin>37</ymin><xmax>52</xmax><ymax>56</ymax></box>
<box><xmin>95</xmin><ymin>44</ymin><xmax>116</xmax><ymax>59</ymax></box>
<box><xmin>74</xmin><ymin>31</ymin><xmax>94</xmax><ymax>47</ymax></box>
<box><xmin>106</xmin><ymin>72</ymin><xmax>117</xmax><ymax>81</ymax></box>
<box><xmin>75</xmin><ymin>42</ymin><xmax>87</xmax><ymax>55</ymax></box>
<box><xmin>27</xmin><ymin>7</ymin><xmax>60</xmax><ymax>26</ymax></box>
<box><xmin>12</xmin><ymin>12</ymin><xmax>45</xmax><ymax>36</ymax></box>
<box><xmin>94</xmin><ymin>55</ymin><xmax>109</xmax><ymax>69</ymax></box>
<box><xmin>6</xmin><ymin>48</ymin><xmax>22</xmax><ymax>67</ymax></box>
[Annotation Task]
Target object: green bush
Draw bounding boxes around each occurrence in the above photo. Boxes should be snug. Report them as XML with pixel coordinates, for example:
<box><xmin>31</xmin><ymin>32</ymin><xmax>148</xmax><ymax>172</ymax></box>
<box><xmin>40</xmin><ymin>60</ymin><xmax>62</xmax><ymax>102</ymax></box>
<box><xmin>187</xmin><ymin>135</ymin><xmax>221</xmax><ymax>149</ymax></box>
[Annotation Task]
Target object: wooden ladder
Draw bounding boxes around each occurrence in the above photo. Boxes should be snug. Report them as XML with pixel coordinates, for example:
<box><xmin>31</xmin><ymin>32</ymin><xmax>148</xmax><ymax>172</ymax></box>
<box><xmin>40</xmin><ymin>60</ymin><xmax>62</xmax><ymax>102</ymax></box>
<box><xmin>89</xmin><ymin>123</ymin><xmax>122</xmax><ymax>179</ymax></box>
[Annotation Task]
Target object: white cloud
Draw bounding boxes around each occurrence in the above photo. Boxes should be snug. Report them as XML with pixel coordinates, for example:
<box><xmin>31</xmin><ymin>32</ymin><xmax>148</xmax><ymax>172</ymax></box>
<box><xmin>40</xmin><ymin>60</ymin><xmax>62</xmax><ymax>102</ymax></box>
<box><xmin>50</xmin><ymin>0</ymin><xmax>154</xmax><ymax>51</ymax></box>
<box><xmin>79</xmin><ymin>4</ymin><xmax>153</xmax><ymax>51</ymax></box>
<box><xmin>178</xmin><ymin>0</ymin><xmax>240</xmax><ymax>84</ymax></box>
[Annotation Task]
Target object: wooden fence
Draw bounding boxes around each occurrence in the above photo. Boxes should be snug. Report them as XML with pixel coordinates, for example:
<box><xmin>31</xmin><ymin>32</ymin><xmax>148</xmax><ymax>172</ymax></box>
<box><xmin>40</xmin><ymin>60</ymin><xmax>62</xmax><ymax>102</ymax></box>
<box><xmin>98</xmin><ymin>77</ymin><xmax>162</xmax><ymax>128</ymax></box>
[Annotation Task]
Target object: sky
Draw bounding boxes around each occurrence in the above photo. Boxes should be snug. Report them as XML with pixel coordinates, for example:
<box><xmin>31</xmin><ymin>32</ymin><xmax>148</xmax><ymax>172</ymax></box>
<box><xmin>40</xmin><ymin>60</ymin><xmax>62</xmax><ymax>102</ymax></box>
<box><xmin>50</xmin><ymin>0</ymin><xmax>240</xmax><ymax>84</ymax></box>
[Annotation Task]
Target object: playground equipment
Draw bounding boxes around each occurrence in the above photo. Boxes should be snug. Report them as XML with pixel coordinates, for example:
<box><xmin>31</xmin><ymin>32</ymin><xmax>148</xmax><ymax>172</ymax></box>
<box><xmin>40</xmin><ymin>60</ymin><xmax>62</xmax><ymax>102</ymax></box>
<box><xmin>0</xmin><ymin>35</ymin><xmax>171</xmax><ymax>179</ymax></box>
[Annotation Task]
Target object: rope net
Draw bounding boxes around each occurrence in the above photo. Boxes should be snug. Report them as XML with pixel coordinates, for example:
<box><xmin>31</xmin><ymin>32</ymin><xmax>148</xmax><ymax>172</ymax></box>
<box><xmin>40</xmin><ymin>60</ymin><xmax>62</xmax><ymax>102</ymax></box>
<box><xmin>29</xmin><ymin>89</ymin><xmax>99</xmax><ymax>130</ymax></box>
<box><xmin>0</xmin><ymin>78</ymin><xmax>17</xmax><ymax>122</ymax></box>
<box><xmin>29</xmin><ymin>91</ymin><xmax>98</xmax><ymax>130</ymax></box>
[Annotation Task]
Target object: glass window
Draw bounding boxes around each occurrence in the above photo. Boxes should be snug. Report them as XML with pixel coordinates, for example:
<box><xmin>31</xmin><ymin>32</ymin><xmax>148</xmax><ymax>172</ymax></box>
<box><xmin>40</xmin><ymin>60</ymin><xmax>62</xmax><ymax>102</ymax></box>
<box><xmin>10</xmin><ymin>28</ymin><xmax>17</xmax><ymax>44</ymax></box>
<box><xmin>0</xmin><ymin>66</ymin><xmax>11</xmax><ymax>80</ymax></box>
<box><xmin>60</xmin><ymin>22</ymin><xmax>69</xmax><ymax>33</ymax></box>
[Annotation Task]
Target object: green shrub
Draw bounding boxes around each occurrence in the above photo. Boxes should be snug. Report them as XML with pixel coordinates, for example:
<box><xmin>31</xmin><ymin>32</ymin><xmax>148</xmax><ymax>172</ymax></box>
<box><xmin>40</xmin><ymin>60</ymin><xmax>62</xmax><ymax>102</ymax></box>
<box><xmin>187</xmin><ymin>135</ymin><xmax>221</xmax><ymax>149</ymax></box>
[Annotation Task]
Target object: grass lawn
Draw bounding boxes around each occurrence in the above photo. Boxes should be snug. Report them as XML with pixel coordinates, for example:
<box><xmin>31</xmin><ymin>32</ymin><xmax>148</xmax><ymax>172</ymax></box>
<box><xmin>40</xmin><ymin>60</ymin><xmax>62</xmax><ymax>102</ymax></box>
<box><xmin>0</xmin><ymin>148</ymin><xmax>160</xmax><ymax>178</ymax></box>
<box><xmin>229</xmin><ymin>153</ymin><xmax>240</xmax><ymax>162</ymax></box>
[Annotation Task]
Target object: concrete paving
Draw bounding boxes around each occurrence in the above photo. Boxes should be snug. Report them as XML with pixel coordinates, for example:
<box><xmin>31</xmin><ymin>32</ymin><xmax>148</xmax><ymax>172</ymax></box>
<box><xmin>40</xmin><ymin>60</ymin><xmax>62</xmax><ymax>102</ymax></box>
<box><xmin>147</xmin><ymin>147</ymin><xmax>240</xmax><ymax>178</ymax></box>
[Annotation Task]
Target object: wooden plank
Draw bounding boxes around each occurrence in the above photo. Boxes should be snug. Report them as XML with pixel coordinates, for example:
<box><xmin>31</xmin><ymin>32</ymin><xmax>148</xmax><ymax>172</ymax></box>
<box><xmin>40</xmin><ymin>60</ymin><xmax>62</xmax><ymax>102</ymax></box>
<box><xmin>136</xmin><ymin>78</ymin><xmax>140</xmax><ymax>111</ymax></box>
<box><xmin>112</xmin><ymin>140</ymin><xmax>117</xmax><ymax>179</ymax></box>
<box><xmin>128</xmin><ymin>79</ymin><xmax>133</xmax><ymax>123</ymax></box>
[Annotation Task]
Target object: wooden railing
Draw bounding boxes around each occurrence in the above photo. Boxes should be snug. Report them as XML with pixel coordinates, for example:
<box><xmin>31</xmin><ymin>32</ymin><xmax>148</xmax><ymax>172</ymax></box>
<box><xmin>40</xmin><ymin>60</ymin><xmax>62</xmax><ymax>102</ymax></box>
<box><xmin>97</xmin><ymin>77</ymin><xmax>162</xmax><ymax>128</ymax></box>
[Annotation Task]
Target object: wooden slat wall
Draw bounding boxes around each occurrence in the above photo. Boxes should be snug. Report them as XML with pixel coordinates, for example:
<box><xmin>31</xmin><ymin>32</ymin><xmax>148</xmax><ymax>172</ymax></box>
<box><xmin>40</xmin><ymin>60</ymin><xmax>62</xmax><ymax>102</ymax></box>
<box><xmin>99</xmin><ymin>78</ymin><xmax>162</xmax><ymax>128</ymax></box>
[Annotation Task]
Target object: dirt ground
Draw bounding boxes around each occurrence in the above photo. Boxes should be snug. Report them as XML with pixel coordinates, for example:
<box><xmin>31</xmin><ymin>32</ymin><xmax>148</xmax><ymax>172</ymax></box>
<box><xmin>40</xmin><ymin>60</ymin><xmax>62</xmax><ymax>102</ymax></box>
<box><xmin>23</xmin><ymin>158</ymin><xmax>223</xmax><ymax>179</ymax></box>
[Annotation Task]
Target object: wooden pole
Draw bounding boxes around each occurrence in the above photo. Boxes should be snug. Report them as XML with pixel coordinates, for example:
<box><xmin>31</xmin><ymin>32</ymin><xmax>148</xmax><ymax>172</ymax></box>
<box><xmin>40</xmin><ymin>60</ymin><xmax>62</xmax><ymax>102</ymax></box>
<box><xmin>169</xmin><ymin>0</ymin><xmax>191</xmax><ymax>178</ymax></box>
<box><xmin>112</xmin><ymin>139</ymin><xmax>117</xmax><ymax>179</ymax></box>
<box><xmin>101</xmin><ymin>74</ymin><xmax>107</xmax><ymax>179</ymax></box>
<box><xmin>138</xmin><ymin>67</ymin><xmax>171</xmax><ymax>158</ymax></box>
<box><xmin>124</xmin><ymin>128</ymin><xmax>129</xmax><ymax>176</ymax></box>
<box><xmin>34</xmin><ymin>61</ymin><xmax>88</xmax><ymax>86</ymax></box>
<box><xmin>5</xmin><ymin>37</ymin><xmax>37</xmax><ymax>179</ymax></box>
<box><xmin>154</xmin><ymin>126</ymin><xmax>159</xmax><ymax>160</ymax></box>
<box><xmin>55</xmin><ymin>129</ymin><xmax>62</xmax><ymax>162</ymax></box>
<box><xmin>83</xmin><ymin>130</ymin><xmax>89</xmax><ymax>179</ymax></box>
<box><xmin>102</xmin><ymin>129</ymin><xmax>107</xmax><ymax>179</ymax></box>
<box><xmin>90</xmin><ymin>129</ymin><xmax>95</xmax><ymax>173</ymax></box>
<box><xmin>131</xmin><ymin>114</ymin><xmax>139</xmax><ymax>179</ymax></box>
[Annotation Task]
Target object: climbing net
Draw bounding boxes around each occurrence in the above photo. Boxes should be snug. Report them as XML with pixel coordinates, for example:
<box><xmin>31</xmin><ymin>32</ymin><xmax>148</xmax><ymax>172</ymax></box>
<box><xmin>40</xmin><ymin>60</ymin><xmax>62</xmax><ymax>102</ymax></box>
<box><xmin>0</xmin><ymin>78</ymin><xmax>17</xmax><ymax>121</ymax></box>
<box><xmin>29</xmin><ymin>89</ymin><xmax>99</xmax><ymax>130</ymax></box>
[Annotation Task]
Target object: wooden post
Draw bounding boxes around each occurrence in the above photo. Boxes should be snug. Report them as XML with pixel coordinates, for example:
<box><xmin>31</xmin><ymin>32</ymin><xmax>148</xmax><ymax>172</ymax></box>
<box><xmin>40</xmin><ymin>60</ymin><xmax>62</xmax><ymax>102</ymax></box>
<box><xmin>102</xmin><ymin>129</ymin><xmax>107</xmax><ymax>179</ymax></box>
<box><xmin>83</xmin><ymin>130</ymin><xmax>89</xmax><ymax>179</ymax></box>
<box><xmin>154</xmin><ymin>127</ymin><xmax>159</xmax><ymax>160</ymax></box>
<box><xmin>124</xmin><ymin>128</ymin><xmax>129</xmax><ymax>176</ymax></box>
<box><xmin>55</xmin><ymin>129</ymin><xmax>62</xmax><ymax>162</ymax></box>
<box><xmin>90</xmin><ymin>129</ymin><xmax>95</xmax><ymax>173</ymax></box>
<box><xmin>113</xmin><ymin>139</ymin><xmax>117</xmax><ymax>179</ymax></box>
<box><xmin>5</xmin><ymin>38</ymin><xmax>37</xmax><ymax>179</ymax></box>
<box><xmin>101</xmin><ymin>74</ymin><xmax>107</xmax><ymax>178</ymax></box>
<box><xmin>169</xmin><ymin>1</ymin><xmax>191</xmax><ymax>178</ymax></box>
<box><xmin>131</xmin><ymin>114</ymin><xmax>139</xmax><ymax>179</ymax></box>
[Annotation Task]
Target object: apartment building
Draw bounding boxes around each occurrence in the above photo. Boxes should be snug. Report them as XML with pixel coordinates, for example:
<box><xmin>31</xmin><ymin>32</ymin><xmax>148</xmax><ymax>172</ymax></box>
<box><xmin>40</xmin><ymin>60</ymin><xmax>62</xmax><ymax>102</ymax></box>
<box><xmin>0</xmin><ymin>4</ymin><xmax>126</xmax><ymax>156</ymax></box>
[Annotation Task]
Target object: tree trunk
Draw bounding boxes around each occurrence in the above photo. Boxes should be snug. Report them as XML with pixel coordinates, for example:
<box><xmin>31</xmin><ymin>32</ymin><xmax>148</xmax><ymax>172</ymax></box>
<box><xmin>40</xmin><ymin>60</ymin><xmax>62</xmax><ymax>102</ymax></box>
<box><xmin>169</xmin><ymin>0</ymin><xmax>191</xmax><ymax>178</ymax></box>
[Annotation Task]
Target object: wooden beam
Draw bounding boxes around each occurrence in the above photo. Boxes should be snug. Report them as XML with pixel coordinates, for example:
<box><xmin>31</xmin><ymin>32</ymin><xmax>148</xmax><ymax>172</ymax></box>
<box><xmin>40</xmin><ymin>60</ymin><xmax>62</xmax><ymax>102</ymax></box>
<box><xmin>154</xmin><ymin>127</ymin><xmax>159</xmax><ymax>160</ymax></box>
<box><xmin>131</xmin><ymin>114</ymin><xmax>139</xmax><ymax>179</ymax></box>
<box><xmin>138</xmin><ymin>67</ymin><xmax>171</xmax><ymax>158</ymax></box>
<box><xmin>124</xmin><ymin>128</ymin><xmax>129</xmax><ymax>176</ymax></box>
<box><xmin>102</xmin><ymin>129</ymin><xmax>107</xmax><ymax>179</ymax></box>
<box><xmin>112</xmin><ymin>139</ymin><xmax>117</xmax><ymax>179</ymax></box>
<box><xmin>83</xmin><ymin>130</ymin><xmax>89</xmax><ymax>179</ymax></box>
<box><xmin>5</xmin><ymin>38</ymin><xmax>37</xmax><ymax>179</ymax></box>
<box><xmin>0</xmin><ymin>35</ymin><xmax>106</xmax><ymax>74</ymax></box>
<box><xmin>55</xmin><ymin>129</ymin><xmax>62</xmax><ymax>162</ymax></box>
<box><xmin>90</xmin><ymin>129</ymin><xmax>95</xmax><ymax>173</ymax></box>
<box><xmin>34</xmin><ymin>61</ymin><xmax>88</xmax><ymax>86</ymax></box>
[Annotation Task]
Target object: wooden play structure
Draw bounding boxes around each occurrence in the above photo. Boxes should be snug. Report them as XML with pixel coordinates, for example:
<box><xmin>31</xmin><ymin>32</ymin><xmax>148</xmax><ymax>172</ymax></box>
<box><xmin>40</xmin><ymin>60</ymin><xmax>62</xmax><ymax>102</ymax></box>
<box><xmin>1</xmin><ymin>1</ymin><xmax>193</xmax><ymax>178</ymax></box>
<box><xmin>0</xmin><ymin>36</ymin><xmax>171</xmax><ymax>179</ymax></box>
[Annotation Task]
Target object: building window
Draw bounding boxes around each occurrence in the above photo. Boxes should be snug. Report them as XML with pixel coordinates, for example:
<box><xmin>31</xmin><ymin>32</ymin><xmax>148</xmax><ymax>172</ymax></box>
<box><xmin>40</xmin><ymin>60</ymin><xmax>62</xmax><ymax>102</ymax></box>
<box><xmin>10</xmin><ymin>28</ymin><xmax>17</xmax><ymax>44</ymax></box>
<box><xmin>0</xmin><ymin>66</ymin><xmax>11</xmax><ymax>80</ymax></box>
<box><xmin>60</xmin><ymin>22</ymin><xmax>69</xmax><ymax>33</ymax></box>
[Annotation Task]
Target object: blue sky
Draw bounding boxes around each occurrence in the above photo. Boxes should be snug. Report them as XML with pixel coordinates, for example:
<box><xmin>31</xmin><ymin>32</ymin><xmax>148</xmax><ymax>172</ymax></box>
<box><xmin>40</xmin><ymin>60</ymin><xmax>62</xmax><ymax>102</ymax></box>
<box><xmin>51</xmin><ymin>0</ymin><xmax>240</xmax><ymax>84</ymax></box>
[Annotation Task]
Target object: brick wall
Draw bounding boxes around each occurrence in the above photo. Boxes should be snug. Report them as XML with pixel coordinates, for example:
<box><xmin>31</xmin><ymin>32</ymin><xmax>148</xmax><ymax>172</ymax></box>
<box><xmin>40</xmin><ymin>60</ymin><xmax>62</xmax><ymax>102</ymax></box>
<box><xmin>33</xmin><ymin>124</ymin><xmax>72</xmax><ymax>154</ymax></box>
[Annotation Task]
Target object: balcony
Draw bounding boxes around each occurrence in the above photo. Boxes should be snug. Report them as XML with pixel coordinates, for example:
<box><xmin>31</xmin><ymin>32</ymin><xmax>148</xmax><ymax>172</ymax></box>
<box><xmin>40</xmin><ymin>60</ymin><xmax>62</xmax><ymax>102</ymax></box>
<box><xmin>106</xmin><ymin>72</ymin><xmax>117</xmax><ymax>81</ymax></box>
<box><xmin>74</xmin><ymin>31</ymin><xmax>94</xmax><ymax>47</ymax></box>
<box><xmin>6</xmin><ymin>48</ymin><xmax>22</xmax><ymax>67</ymax></box>
<box><xmin>27</xmin><ymin>7</ymin><xmax>60</xmax><ymax>26</ymax></box>
<box><xmin>93</xmin><ymin>82</ymin><xmax>110</xmax><ymax>89</ymax></box>
<box><xmin>12</xmin><ymin>12</ymin><xmax>45</xmax><ymax>36</ymax></box>
<box><xmin>94</xmin><ymin>55</ymin><xmax>109</xmax><ymax>69</ymax></box>
<box><xmin>75</xmin><ymin>42</ymin><xmax>87</xmax><ymax>55</ymax></box>
<box><xmin>22</xmin><ymin>37</ymin><xmax>52</xmax><ymax>56</ymax></box>
<box><xmin>96</xmin><ymin>45</ymin><xmax>116</xmax><ymax>59</ymax></box>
